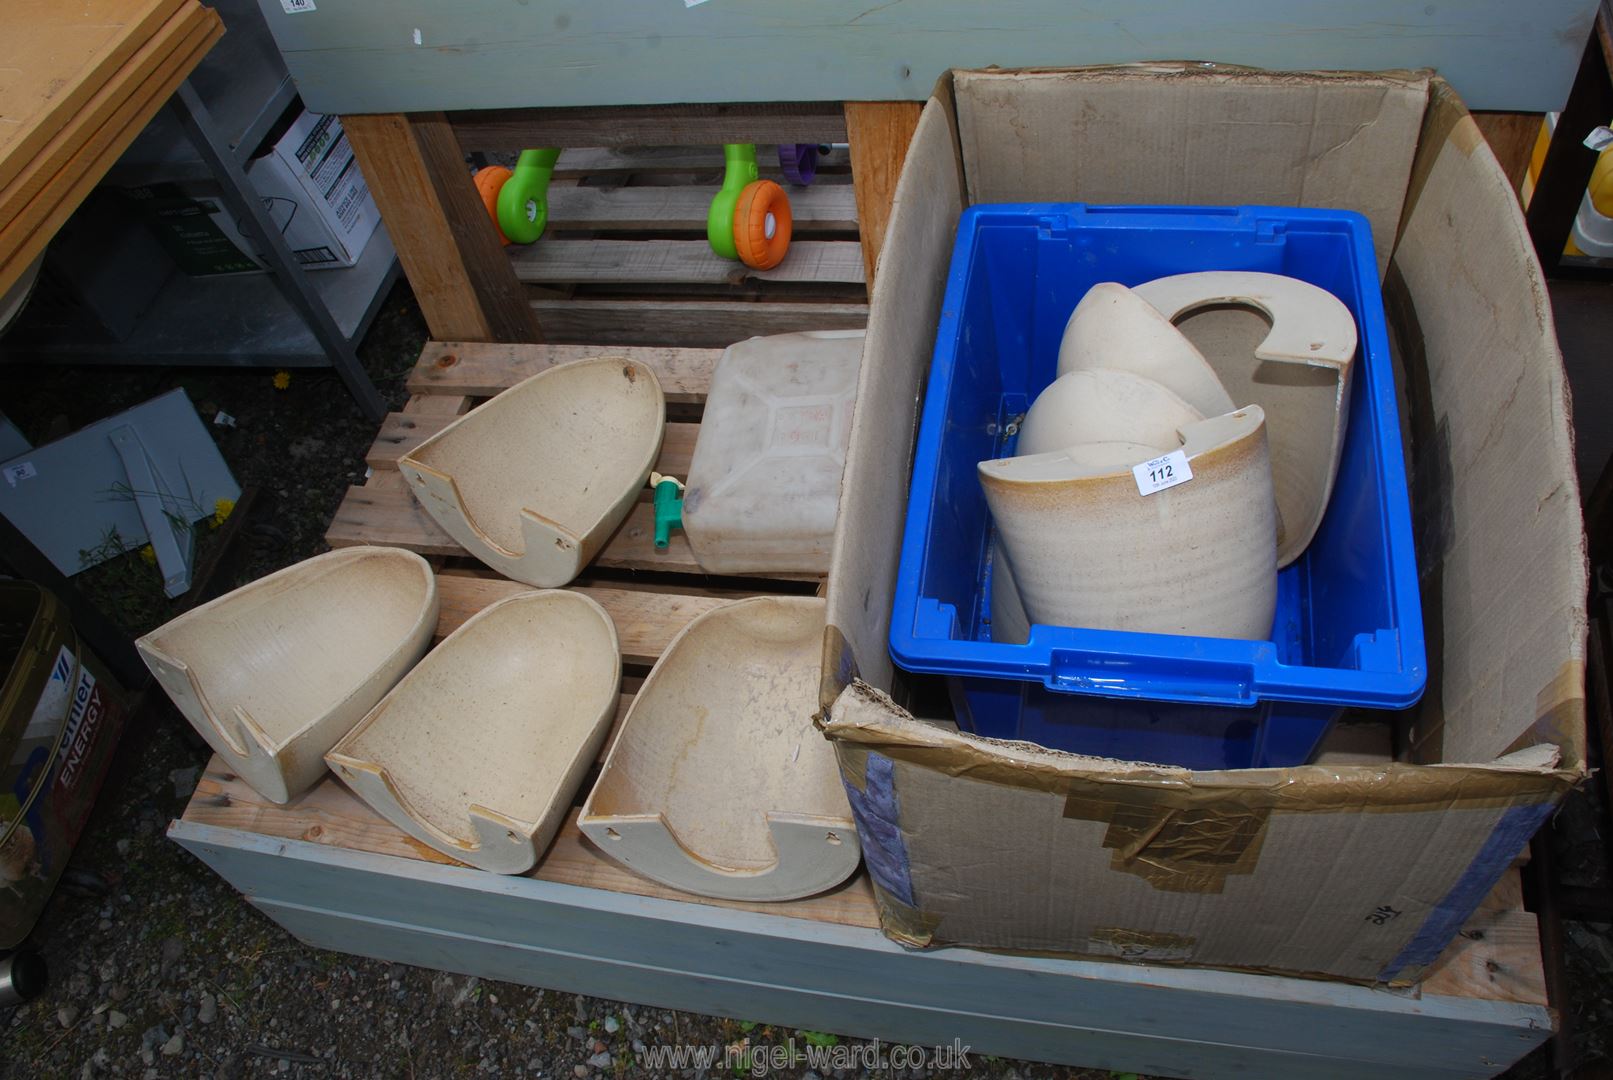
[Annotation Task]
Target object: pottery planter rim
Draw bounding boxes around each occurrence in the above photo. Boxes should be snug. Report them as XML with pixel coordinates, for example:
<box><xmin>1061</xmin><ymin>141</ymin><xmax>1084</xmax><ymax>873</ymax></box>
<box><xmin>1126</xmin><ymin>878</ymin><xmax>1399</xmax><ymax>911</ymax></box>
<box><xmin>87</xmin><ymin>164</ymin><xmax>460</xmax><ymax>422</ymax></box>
<box><xmin>326</xmin><ymin>588</ymin><xmax>621</xmax><ymax>875</ymax></box>
<box><xmin>981</xmin><ymin>406</ymin><xmax>1267</xmax><ymax>488</ymax></box>
<box><xmin>1133</xmin><ymin>270</ymin><xmax>1357</xmax><ymax>567</ymax></box>
<box><xmin>579</xmin><ymin>594</ymin><xmax>861</xmax><ymax>901</ymax></box>
<box><xmin>1057</xmin><ymin>280</ymin><xmax>1236</xmax><ymax>418</ymax></box>
<box><xmin>397</xmin><ymin>356</ymin><xmax>666</xmax><ymax>587</ymax></box>
<box><xmin>135</xmin><ymin>546</ymin><xmax>439</xmax><ymax>805</ymax></box>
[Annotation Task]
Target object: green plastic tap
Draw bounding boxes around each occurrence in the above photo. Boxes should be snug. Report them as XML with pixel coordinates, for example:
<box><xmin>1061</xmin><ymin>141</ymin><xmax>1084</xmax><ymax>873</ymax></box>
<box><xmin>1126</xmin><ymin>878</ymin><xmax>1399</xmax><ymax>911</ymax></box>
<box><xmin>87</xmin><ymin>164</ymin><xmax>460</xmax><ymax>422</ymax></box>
<box><xmin>650</xmin><ymin>472</ymin><xmax>685</xmax><ymax>550</ymax></box>
<box><xmin>497</xmin><ymin>147</ymin><xmax>561</xmax><ymax>244</ymax></box>
<box><xmin>706</xmin><ymin>144</ymin><xmax>758</xmax><ymax>260</ymax></box>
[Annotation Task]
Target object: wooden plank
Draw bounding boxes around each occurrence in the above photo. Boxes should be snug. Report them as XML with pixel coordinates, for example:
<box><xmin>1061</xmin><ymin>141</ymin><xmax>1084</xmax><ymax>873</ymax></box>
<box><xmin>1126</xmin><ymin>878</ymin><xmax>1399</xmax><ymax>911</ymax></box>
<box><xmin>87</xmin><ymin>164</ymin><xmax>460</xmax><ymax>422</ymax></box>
<box><xmin>433</xmin><ymin>578</ymin><xmax>729</xmax><ymax>658</ymax></box>
<box><xmin>1418</xmin><ymin>898</ymin><xmax>1546</xmax><ymax>1006</ymax></box>
<box><xmin>1472</xmin><ymin>112</ymin><xmax>1543</xmax><ymax>196</ymax></box>
<box><xmin>527</xmin><ymin>298</ymin><xmax>868</xmax><ymax>348</ymax></box>
<box><xmin>451</xmin><ymin>102</ymin><xmax>848</xmax><ymax>151</ymax></box>
<box><xmin>179</xmin><ymin>764</ymin><xmax>871</xmax><ymax>924</ymax></box>
<box><xmin>399</xmin><ymin>394</ymin><xmax>472</xmax><ymax>416</ymax></box>
<box><xmin>325</xmin><ymin>484</ymin><xmax>709</xmax><ymax>575</ymax></box>
<box><xmin>407</xmin><ymin>341</ymin><xmax>721</xmax><ymax>403</ymax></box>
<box><xmin>258</xmin><ymin>2</ymin><xmax>1591</xmax><ymax>114</ymax></box>
<box><xmin>0</xmin><ymin>0</ymin><xmax>185</xmax><ymax>192</ymax></box>
<box><xmin>0</xmin><ymin>12</ymin><xmax>222</xmax><ymax>295</ymax></box>
<box><xmin>845</xmin><ymin>101</ymin><xmax>924</xmax><ymax>287</ymax></box>
<box><xmin>342</xmin><ymin>113</ymin><xmax>540</xmax><ymax>343</ymax></box>
<box><xmin>554</xmin><ymin>146</ymin><xmax>850</xmax><ymax>179</ymax></box>
<box><xmin>172</xmin><ymin>817</ymin><xmax>1553</xmax><ymax>1080</ymax></box>
<box><xmin>0</xmin><ymin>3</ymin><xmax>208</xmax><ymax>231</ymax></box>
<box><xmin>366</xmin><ymin>413</ymin><xmax>699</xmax><ymax>475</ymax></box>
<box><xmin>510</xmin><ymin>239</ymin><xmax>865</xmax><ymax>286</ymax></box>
<box><xmin>543</xmin><ymin>183</ymin><xmax>857</xmax><ymax>233</ymax></box>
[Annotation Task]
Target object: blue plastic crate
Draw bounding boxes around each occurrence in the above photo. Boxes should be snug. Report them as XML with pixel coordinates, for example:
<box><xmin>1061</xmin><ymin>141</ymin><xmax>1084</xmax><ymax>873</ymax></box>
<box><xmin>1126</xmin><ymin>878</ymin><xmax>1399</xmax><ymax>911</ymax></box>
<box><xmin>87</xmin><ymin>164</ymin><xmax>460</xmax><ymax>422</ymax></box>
<box><xmin>889</xmin><ymin>204</ymin><xmax>1426</xmax><ymax>770</ymax></box>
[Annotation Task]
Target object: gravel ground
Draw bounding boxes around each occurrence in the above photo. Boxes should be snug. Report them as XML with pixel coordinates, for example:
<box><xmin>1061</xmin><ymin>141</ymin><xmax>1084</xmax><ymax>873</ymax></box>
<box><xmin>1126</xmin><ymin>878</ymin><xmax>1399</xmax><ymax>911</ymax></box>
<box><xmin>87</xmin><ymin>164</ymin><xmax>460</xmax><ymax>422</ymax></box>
<box><xmin>1</xmin><ymin>280</ymin><xmax>1608</xmax><ymax>1080</ymax></box>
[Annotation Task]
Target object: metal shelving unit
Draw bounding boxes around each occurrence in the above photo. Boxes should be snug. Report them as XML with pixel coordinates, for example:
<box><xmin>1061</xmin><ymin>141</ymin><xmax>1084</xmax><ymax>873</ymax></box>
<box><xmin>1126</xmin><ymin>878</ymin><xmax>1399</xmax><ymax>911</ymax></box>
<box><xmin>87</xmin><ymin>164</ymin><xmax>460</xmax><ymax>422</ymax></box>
<box><xmin>4</xmin><ymin>0</ymin><xmax>392</xmax><ymax>420</ymax></box>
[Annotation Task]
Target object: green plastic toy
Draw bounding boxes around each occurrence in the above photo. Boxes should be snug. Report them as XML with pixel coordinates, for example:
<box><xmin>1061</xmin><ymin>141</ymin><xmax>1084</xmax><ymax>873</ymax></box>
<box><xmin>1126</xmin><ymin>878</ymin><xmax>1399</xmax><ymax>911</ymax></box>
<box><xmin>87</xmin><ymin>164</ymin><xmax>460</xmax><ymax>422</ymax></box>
<box><xmin>706</xmin><ymin>144</ymin><xmax>758</xmax><ymax>261</ymax></box>
<box><xmin>496</xmin><ymin>148</ymin><xmax>560</xmax><ymax>244</ymax></box>
<box><xmin>650</xmin><ymin>473</ymin><xmax>684</xmax><ymax>550</ymax></box>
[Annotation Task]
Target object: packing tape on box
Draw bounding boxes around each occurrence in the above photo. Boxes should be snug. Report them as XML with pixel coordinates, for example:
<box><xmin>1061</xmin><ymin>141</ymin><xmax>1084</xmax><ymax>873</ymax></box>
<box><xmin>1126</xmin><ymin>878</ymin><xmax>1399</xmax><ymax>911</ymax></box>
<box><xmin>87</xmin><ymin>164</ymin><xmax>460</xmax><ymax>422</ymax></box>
<box><xmin>826</xmin><ymin>681</ymin><xmax>1581</xmax><ymax>899</ymax></box>
<box><xmin>835</xmin><ymin>743</ymin><xmax>941</xmax><ymax>946</ymax></box>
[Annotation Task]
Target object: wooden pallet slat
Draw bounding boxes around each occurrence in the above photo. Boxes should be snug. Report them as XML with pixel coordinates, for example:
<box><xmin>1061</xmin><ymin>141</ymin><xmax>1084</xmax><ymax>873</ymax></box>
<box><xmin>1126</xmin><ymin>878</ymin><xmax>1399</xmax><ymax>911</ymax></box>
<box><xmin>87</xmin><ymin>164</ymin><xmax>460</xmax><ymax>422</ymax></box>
<box><xmin>327</xmin><ymin>484</ymin><xmax>712</xmax><ymax>575</ymax></box>
<box><xmin>184</xmin><ymin>766</ymin><xmax>878</xmax><ymax>927</ymax></box>
<box><xmin>366</xmin><ymin>414</ymin><xmax>700</xmax><ymax>476</ymax></box>
<box><xmin>553</xmin><ymin>145</ymin><xmax>851</xmax><ymax>179</ymax></box>
<box><xmin>452</xmin><ymin>101</ymin><xmax>849</xmax><ymax>152</ymax></box>
<box><xmin>433</xmin><ymin>576</ymin><xmax>729</xmax><ymax>662</ymax></box>
<box><xmin>544</xmin><ymin>183</ymin><xmax>857</xmax><ymax>233</ymax></box>
<box><xmin>406</xmin><ymin>341</ymin><xmax>723</xmax><ymax>401</ymax></box>
<box><xmin>510</xmin><ymin>239</ymin><xmax>866</xmax><ymax>286</ymax></box>
<box><xmin>527</xmin><ymin>298</ymin><xmax>868</xmax><ymax>347</ymax></box>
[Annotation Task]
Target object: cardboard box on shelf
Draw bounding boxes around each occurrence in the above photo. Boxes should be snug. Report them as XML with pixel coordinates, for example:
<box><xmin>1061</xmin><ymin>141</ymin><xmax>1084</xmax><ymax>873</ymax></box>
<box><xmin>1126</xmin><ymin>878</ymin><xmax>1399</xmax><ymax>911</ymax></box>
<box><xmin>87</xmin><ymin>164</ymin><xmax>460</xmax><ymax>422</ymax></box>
<box><xmin>124</xmin><ymin>109</ymin><xmax>378</xmax><ymax>276</ymax></box>
<box><xmin>245</xmin><ymin>109</ymin><xmax>379</xmax><ymax>270</ymax></box>
<box><xmin>820</xmin><ymin>65</ymin><xmax>1587</xmax><ymax>985</ymax></box>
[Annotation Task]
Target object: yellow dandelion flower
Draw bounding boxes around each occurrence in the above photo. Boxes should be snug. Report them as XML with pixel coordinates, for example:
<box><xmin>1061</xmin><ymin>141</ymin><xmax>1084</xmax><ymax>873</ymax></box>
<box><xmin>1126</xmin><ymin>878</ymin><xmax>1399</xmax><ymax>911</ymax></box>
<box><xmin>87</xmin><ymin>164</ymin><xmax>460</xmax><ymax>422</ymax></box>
<box><xmin>211</xmin><ymin>497</ymin><xmax>236</xmax><ymax>529</ymax></box>
<box><xmin>272</xmin><ymin>370</ymin><xmax>292</xmax><ymax>390</ymax></box>
<box><xmin>138</xmin><ymin>544</ymin><xmax>156</xmax><ymax>566</ymax></box>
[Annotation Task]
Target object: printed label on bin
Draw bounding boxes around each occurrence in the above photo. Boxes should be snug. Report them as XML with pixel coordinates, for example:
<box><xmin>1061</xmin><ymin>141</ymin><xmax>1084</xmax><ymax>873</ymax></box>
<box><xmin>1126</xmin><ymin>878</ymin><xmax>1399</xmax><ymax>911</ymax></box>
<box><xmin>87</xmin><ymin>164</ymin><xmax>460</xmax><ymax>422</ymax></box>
<box><xmin>279</xmin><ymin>0</ymin><xmax>315</xmax><ymax>13</ymax></box>
<box><xmin>1133</xmin><ymin>450</ymin><xmax>1192</xmax><ymax>496</ymax></box>
<box><xmin>4</xmin><ymin>461</ymin><xmax>36</xmax><ymax>487</ymax></box>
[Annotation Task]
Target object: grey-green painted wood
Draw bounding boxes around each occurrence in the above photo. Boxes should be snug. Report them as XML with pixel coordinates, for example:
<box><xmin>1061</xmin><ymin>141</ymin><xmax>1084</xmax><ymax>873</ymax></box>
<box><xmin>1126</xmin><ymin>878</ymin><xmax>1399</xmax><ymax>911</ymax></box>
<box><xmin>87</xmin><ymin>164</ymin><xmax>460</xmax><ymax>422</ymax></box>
<box><xmin>252</xmin><ymin>1</ymin><xmax>1593</xmax><ymax>115</ymax></box>
<box><xmin>171</xmin><ymin>821</ymin><xmax>1550</xmax><ymax>1079</ymax></box>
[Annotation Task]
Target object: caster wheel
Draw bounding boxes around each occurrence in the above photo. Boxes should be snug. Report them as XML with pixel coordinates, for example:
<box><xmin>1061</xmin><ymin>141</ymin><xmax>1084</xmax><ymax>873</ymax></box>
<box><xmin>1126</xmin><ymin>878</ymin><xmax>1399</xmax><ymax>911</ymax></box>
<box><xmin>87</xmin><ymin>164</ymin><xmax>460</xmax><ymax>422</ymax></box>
<box><xmin>733</xmin><ymin>180</ymin><xmax>792</xmax><ymax>270</ymax></box>
<box><xmin>474</xmin><ymin>166</ymin><xmax>513</xmax><ymax>245</ymax></box>
<box><xmin>0</xmin><ymin>949</ymin><xmax>47</xmax><ymax>1008</ymax></box>
<box><xmin>778</xmin><ymin>143</ymin><xmax>819</xmax><ymax>185</ymax></box>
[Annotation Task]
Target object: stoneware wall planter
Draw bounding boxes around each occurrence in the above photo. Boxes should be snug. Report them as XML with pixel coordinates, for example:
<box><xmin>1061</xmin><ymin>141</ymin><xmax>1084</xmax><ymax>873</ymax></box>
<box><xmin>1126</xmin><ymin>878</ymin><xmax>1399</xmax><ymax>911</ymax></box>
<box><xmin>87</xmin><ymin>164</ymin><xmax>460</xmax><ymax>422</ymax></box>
<box><xmin>326</xmin><ymin>590</ymin><xmax>621</xmax><ymax>875</ymax></box>
<box><xmin>399</xmin><ymin>357</ymin><xmax>665</xmax><ymax>588</ymax></box>
<box><xmin>1057</xmin><ymin>281</ymin><xmax>1235</xmax><ymax>418</ymax></box>
<box><xmin>981</xmin><ymin>409</ymin><xmax>1278</xmax><ymax>640</ymax></box>
<box><xmin>579</xmin><ymin>595</ymin><xmax>860</xmax><ymax>901</ymax></box>
<box><xmin>136</xmin><ymin>547</ymin><xmax>438</xmax><ymax>804</ymax></box>
<box><xmin>1131</xmin><ymin>271</ymin><xmax>1357</xmax><ymax>567</ymax></box>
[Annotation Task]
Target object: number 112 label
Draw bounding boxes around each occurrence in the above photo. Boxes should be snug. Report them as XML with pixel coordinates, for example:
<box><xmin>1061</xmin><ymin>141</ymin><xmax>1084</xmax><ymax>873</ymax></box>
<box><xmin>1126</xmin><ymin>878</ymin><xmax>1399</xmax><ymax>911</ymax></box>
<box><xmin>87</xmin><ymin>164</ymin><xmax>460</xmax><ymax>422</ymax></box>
<box><xmin>1132</xmin><ymin>449</ymin><xmax>1193</xmax><ymax>496</ymax></box>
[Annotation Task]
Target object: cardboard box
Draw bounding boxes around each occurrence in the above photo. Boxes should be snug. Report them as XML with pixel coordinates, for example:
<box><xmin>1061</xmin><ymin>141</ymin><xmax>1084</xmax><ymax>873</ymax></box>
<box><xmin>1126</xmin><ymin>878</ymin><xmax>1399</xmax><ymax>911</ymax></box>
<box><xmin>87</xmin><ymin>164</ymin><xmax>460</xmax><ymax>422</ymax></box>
<box><xmin>819</xmin><ymin>65</ymin><xmax>1587</xmax><ymax>984</ymax></box>
<box><xmin>245</xmin><ymin>109</ymin><xmax>380</xmax><ymax>270</ymax></box>
<box><xmin>125</xmin><ymin>110</ymin><xmax>378</xmax><ymax>276</ymax></box>
<box><xmin>123</xmin><ymin>180</ymin><xmax>268</xmax><ymax>277</ymax></box>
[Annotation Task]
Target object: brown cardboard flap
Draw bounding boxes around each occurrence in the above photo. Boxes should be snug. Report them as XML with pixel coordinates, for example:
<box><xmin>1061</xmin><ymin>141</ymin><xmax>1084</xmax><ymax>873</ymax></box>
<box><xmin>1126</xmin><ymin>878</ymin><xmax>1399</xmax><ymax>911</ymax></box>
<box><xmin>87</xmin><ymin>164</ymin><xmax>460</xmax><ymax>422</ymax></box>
<box><xmin>820</xmin><ymin>94</ymin><xmax>964</xmax><ymax>713</ymax></box>
<box><xmin>953</xmin><ymin>66</ymin><xmax>1430</xmax><ymax>277</ymax></box>
<box><xmin>827</xmin><ymin>681</ymin><xmax>1577</xmax><ymax>807</ymax></box>
<box><xmin>1393</xmin><ymin>77</ymin><xmax>1588</xmax><ymax>767</ymax></box>
<box><xmin>827</xmin><ymin>680</ymin><xmax>1575</xmax><ymax>980</ymax></box>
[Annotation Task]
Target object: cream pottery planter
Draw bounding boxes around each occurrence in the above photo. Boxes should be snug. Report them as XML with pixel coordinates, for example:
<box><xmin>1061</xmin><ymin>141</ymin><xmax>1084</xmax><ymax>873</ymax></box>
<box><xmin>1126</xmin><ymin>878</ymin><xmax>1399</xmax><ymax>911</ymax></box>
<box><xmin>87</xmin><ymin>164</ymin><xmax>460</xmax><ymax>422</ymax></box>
<box><xmin>1016</xmin><ymin>369</ymin><xmax>1203</xmax><ymax>457</ymax></box>
<box><xmin>399</xmin><ymin>357</ymin><xmax>665</xmax><ymax>587</ymax></box>
<box><xmin>137</xmin><ymin>547</ymin><xmax>438</xmax><ymax>804</ymax></box>
<box><xmin>981</xmin><ymin>409</ymin><xmax>1278</xmax><ymax>640</ymax></box>
<box><xmin>579</xmin><ymin>596</ymin><xmax>859</xmax><ymax>901</ymax></box>
<box><xmin>1057</xmin><ymin>281</ymin><xmax>1235</xmax><ymax>417</ymax></box>
<box><xmin>326</xmin><ymin>590</ymin><xmax>621</xmax><ymax>875</ymax></box>
<box><xmin>1131</xmin><ymin>271</ymin><xmax>1357</xmax><ymax>567</ymax></box>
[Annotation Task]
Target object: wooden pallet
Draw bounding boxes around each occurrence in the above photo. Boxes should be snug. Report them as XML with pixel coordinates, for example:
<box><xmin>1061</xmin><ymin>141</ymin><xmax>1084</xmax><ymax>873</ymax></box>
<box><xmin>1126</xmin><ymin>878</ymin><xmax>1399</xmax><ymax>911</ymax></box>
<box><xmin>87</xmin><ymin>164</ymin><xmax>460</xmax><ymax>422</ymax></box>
<box><xmin>503</xmin><ymin>148</ymin><xmax>868</xmax><ymax>345</ymax></box>
<box><xmin>177</xmin><ymin>331</ymin><xmax>1554</xmax><ymax>1078</ymax></box>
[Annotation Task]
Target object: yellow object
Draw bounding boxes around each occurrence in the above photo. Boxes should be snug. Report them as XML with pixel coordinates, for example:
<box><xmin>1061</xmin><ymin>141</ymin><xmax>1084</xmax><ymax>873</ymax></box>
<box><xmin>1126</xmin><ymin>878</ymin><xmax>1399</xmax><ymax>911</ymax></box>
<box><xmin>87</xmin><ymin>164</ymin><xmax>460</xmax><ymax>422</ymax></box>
<box><xmin>210</xmin><ymin>497</ymin><xmax>235</xmax><ymax>529</ymax></box>
<box><xmin>272</xmin><ymin>371</ymin><xmax>291</xmax><ymax>390</ymax></box>
<box><xmin>138</xmin><ymin>544</ymin><xmax>156</xmax><ymax>566</ymax></box>
<box><xmin>1522</xmin><ymin>115</ymin><xmax>1613</xmax><ymax>255</ymax></box>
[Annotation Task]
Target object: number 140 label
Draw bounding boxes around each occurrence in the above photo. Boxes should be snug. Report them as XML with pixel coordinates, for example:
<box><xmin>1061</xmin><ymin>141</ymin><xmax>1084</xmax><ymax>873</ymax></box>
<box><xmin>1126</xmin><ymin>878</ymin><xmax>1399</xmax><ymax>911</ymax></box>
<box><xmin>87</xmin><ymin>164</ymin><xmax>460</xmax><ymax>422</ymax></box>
<box><xmin>1132</xmin><ymin>449</ymin><xmax>1193</xmax><ymax>496</ymax></box>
